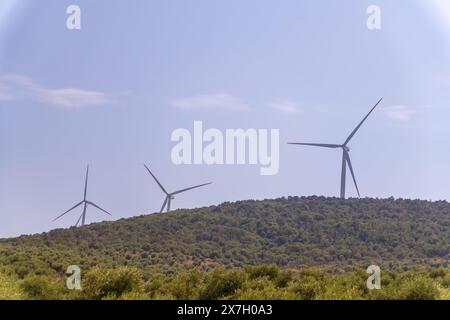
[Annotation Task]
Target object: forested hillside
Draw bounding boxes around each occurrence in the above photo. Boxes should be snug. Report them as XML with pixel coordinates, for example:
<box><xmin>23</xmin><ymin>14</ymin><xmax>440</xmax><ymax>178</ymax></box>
<box><xmin>0</xmin><ymin>197</ymin><xmax>448</xmax><ymax>279</ymax></box>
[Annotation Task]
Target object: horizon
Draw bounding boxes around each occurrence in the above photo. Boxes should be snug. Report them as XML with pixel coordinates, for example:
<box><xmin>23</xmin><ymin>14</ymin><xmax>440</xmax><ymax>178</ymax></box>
<box><xmin>1</xmin><ymin>0</ymin><xmax>450</xmax><ymax>237</ymax></box>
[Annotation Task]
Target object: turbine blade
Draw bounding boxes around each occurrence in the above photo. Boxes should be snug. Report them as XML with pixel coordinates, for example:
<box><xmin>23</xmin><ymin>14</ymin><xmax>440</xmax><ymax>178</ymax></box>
<box><xmin>344</xmin><ymin>97</ymin><xmax>383</xmax><ymax>145</ymax></box>
<box><xmin>344</xmin><ymin>151</ymin><xmax>360</xmax><ymax>197</ymax></box>
<box><xmin>143</xmin><ymin>164</ymin><xmax>168</xmax><ymax>194</ymax></box>
<box><xmin>75</xmin><ymin>213</ymin><xmax>83</xmax><ymax>227</ymax></box>
<box><xmin>53</xmin><ymin>201</ymin><xmax>84</xmax><ymax>221</ymax></box>
<box><xmin>86</xmin><ymin>201</ymin><xmax>112</xmax><ymax>216</ymax></box>
<box><xmin>171</xmin><ymin>182</ymin><xmax>212</xmax><ymax>195</ymax></box>
<box><xmin>83</xmin><ymin>165</ymin><xmax>89</xmax><ymax>200</ymax></box>
<box><xmin>288</xmin><ymin>142</ymin><xmax>341</xmax><ymax>148</ymax></box>
<box><xmin>160</xmin><ymin>196</ymin><xmax>168</xmax><ymax>213</ymax></box>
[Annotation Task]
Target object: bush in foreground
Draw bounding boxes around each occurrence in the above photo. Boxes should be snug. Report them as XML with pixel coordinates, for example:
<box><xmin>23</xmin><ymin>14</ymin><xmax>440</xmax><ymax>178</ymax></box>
<box><xmin>10</xmin><ymin>265</ymin><xmax>450</xmax><ymax>300</ymax></box>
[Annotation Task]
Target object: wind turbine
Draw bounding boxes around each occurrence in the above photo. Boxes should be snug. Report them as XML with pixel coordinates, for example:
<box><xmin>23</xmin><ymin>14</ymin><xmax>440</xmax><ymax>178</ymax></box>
<box><xmin>53</xmin><ymin>165</ymin><xmax>112</xmax><ymax>227</ymax></box>
<box><xmin>143</xmin><ymin>164</ymin><xmax>212</xmax><ymax>213</ymax></box>
<box><xmin>289</xmin><ymin>98</ymin><xmax>383</xmax><ymax>199</ymax></box>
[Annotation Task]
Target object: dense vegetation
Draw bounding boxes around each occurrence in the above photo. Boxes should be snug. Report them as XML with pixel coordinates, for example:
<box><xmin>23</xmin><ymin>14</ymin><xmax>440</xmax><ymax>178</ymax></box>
<box><xmin>0</xmin><ymin>197</ymin><xmax>448</xmax><ymax>299</ymax></box>
<box><xmin>0</xmin><ymin>267</ymin><xmax>25</xmax><ymax>299</ymax></box>
<box><xmin>4</xmin><ymin>265</ymin><xmax>450</xmax><ymax>300</ymax></box>
<box><xmin>0</xmin><ymin>196</ymin><xmax>448</xmax><ymax>281</ymax></box>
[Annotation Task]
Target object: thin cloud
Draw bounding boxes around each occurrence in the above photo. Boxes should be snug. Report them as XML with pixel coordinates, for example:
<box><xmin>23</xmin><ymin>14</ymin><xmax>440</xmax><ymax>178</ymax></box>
<box><xmin>0</xmin><ymin>85</ymin><xmax>13</xmax><ymax>101</ymax></box>
<box><xmin>171</xmin><ymin>93</ymin><xmax>250</xmax><ymax>111</ymax></box>
<box><xmin>269</xmin><ymin>100</ymin><xmax>301</xmax><ymax>115</ymax></box>
<box><xmin>0</xmin><ymin>74</ymin><xmax>113</xmax><ymax>109</ymax></box>
<box><xmin>382</xmin><ymin>105</ymin><xmax>416</xmax><ymax>122</ymax></box>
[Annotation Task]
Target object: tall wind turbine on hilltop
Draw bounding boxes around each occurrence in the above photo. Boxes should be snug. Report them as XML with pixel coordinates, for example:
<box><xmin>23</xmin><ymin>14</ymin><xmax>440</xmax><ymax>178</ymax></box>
<box><xmin>289</xmin><ymin>98</ymin><xmax>383</xmax><ymax>199</ymax></box>
<box><xmin>53</xmin><ymin>165</ymin><xmax>112</xmax><ymax>227</ymax></box>
<box><xmin>143</xmin><ymin>164</ymin><xmax>212</xmax><ymax>213</ymax></box>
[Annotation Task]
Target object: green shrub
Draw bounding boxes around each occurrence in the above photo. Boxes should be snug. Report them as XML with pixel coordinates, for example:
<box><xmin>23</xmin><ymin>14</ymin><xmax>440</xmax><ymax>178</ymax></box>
<box><xmin>20</xmin><ymin>275</ymin><xmax>63</xmax><ymax>300</ymax></box>
<box><xmin>246</xmin><ymin>265</ymin><xmax>279</xmax><ymax>281</ymax></box>
<box><xmin>428</xmin><ymin>268</ymin><xmax>448</xmax><ymax>279</ymax></box>
<box><xmin>395</xmin><ymin>275</ymin><xmax>440</xmax><ymax>300</ymax></box>
<box><xmin>289</xmin><ymin>276</ymin><xmax>324</xmax><ymax>300</ymax></box>
<box><xmin>163</xmin><ymin>269</ymin><xmax>204</xmax><ymax>299</ymax></box>
<box><xmin>441</xmin><ymin>274</ymin><xmax>450</xmax><ymax>288</ymax></box>
<box><xmin>235</xmin><ymin>277</ymin><xmax>296</xmax><ymax>299</ymax></box>
<box><xmin>82</xmin><ymin>267</ymin><xmax>144</xmax><ymax>300</ymax></box>
<box><xmin>0</xmin><ymin>269</ymin><xmax>25</xmax><ymax>300</ymax></box>
<box><xmin>199</xmin><ymin>269</ymin><xmax>245</xmax><ymax>300</ymax></box>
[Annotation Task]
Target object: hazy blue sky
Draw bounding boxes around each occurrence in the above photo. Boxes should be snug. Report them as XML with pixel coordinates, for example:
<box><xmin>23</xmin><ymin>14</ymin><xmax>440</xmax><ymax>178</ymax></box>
<box><xmin>0</xmin><ymin>0</ymin><xmax>449</xmax><ymax>237</ymax></box>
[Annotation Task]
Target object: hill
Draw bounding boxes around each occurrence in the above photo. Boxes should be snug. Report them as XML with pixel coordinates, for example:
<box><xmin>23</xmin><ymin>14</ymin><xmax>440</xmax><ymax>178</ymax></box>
<box><xmin>0</xmin><ymin>196</ymin><xmax>448</xmax><ymax>279</ymax></box>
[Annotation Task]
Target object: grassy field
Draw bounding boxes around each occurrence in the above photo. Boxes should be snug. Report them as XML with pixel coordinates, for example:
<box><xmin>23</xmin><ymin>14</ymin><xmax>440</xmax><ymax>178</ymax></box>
<box><xmin>0</xmin><ymin>268</ymin><xmax>24</xmax><ymax>300</ymax></box>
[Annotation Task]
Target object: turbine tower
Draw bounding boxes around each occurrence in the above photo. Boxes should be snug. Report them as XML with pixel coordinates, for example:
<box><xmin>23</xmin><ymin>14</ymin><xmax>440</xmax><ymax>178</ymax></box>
<box><xmin>143</xmin><ymin>164</ymin><xmax>212</xmax><ymax>213</ymax></box>
<box><xmin>289</xmin><ymin>98</ymin><xmax>383</xmax><ymax>199</ymax></box>
<box><xmin>53</xmin><ymin>165</ymin><xmax>112</xmax><ymax>227</ymax></box>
